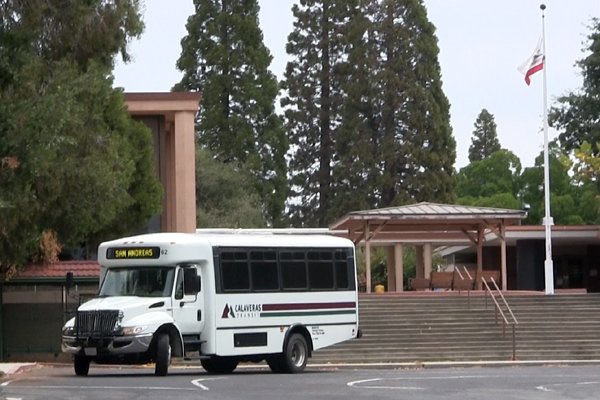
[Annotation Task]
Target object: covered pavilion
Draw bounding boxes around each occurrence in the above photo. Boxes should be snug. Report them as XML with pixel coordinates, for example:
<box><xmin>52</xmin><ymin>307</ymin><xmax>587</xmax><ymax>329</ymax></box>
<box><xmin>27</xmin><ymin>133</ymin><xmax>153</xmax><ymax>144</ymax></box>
<box><xmin>329</xmin><ymin>202</ymin><xmax>527</xmax><ymax>292</ymax></box>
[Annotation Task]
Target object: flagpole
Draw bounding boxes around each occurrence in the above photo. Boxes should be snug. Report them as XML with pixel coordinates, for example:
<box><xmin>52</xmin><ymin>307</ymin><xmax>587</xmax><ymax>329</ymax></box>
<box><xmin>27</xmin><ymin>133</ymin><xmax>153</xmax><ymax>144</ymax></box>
<box><xmin>540</xmin><ymin>3</ymin><xmax>554</xmax><ymax>295</ymax></box>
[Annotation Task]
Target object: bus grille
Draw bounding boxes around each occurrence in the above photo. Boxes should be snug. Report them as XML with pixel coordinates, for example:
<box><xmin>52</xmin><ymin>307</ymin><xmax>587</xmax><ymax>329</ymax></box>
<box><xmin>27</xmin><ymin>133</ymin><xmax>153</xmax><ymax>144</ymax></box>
<box><xmin>75</xmin><ymin>310</ymin><xmax>119</xmax><ymax>337</ymax></box>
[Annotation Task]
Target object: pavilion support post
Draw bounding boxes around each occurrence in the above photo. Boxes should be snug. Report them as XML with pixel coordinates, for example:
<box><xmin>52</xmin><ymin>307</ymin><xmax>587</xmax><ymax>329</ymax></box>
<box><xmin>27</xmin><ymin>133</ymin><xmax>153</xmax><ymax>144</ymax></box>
<box><xmin>386</xmin><ymin>246</ymin><xmax>395</xmax><ymax>293</ymax></box>
<box><xmin>476</xmin><ymin>227</ymin><xmax>484</xmax><ymax>290</ymax></box>
<box><xmin>365</xmin><ymin>222</ymin><xmax>371</xmax><ymax>293</ymax></box>
<box><xmin>395</xmin><ymin>243</ymin><xmax>404</xmax><ymax>292</ymax></box>
<box><xmin>424</xmin><ymin>243</ymin><xmax>433</xmax><ymax>277</ymax></box>
<box><xmin>415</xmin><ymin>245</ymin><xmax>424</xmax><ymax>279</ymax></box>
<box><xmin>500</xmin><ymin>224</ymin><xmax>507</xmax><ymax>290</ymax></box>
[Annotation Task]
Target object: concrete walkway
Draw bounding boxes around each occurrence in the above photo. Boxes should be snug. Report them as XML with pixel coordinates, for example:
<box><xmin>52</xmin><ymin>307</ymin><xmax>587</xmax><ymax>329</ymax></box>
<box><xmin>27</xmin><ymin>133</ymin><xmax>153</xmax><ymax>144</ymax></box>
<box><xmin>0</xmin><ymin>363</ymin><xmax>36</xmax><ymax>376</ymax></box>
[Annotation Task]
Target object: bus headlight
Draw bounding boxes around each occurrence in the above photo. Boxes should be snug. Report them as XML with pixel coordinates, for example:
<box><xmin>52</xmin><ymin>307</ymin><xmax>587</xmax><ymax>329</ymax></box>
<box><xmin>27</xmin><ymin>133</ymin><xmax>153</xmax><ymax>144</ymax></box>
<box><xmin>62</xmin><ymin>318</ymin><xmax>75</xmax><ymax>336</ymax></box>
<box><xmin>122</xmin><ymin>326</ymin><xmax>147</xmax><ymax>336</ymax></box>
<box><xmin>62</xmin><ymin>326</ymin><xmax>75</xmax><ymax>336</ymax></box>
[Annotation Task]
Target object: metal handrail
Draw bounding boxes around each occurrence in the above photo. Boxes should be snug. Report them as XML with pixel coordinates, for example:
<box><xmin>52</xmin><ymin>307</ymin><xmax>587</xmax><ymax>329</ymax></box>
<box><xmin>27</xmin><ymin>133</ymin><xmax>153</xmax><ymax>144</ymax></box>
<box><xmin>455</xmin><ymin>267</ymin><xmax>464</xmax><ymax>280</ymax></box>
<box><xmin>490</xmin><ymin>277</ymin><xmax>518</xmax><ymax>325</ymax></box>
<box><xmin>462</xmin><ymin>265</ymin><xmax>473</xmax><ymax>280</ymax></box>
<box><xmin>482</xmin><ymin>279</ymin><xmax>510</xmax><ymax>326</ymax></box>
<box><xmin>482</xmin><ymin>277</ymin><xmax>518</xmax><ymax>360</ymax></box>
<box><xmin>455</xmin><ymin>266</ymin><xmax>473</xmax><ymax>308</ymax></box>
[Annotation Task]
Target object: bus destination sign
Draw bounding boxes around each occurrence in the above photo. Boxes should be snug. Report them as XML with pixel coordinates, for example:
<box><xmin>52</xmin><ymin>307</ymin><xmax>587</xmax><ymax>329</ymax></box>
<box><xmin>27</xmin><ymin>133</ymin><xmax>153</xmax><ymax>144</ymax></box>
<box><xmin>106</xmin><ymin>246</ymin><xmax>161</xmax><ymax>260</ymax></box>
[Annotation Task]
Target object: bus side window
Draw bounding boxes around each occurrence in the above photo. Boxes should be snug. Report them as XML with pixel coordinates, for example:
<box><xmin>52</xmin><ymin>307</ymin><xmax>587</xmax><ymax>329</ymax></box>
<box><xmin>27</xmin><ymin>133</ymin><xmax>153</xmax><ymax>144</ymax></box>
<box><xmin>175</xmin><ymin>270</ymin><xmax>184</xmax><ymax>300</ymax></box>
<box><xmin>184</xmin><ymin>267</ymin><xmax>201</xmax><ymax>294</ymax></box>
<box><xmin>221</xmin><ymin>251</ymin><xmax>250</xmax><ymax>291</ymax></box>
<box><xmin>250</xmin><ymin>251</ymin><xmax>278</xmax><ymax>291</ymax></box>
<box><xmin>281</xmin><ymin>251</ymin><xmax>307</xmax><ymax>290</ymax></box>
<box><xmin>335</xmin><ymin>249</ymin><xmax>349</xmax><ymax>289</ymax></box>
<box><xmin>308</xmin><ymin>250</ymin><xmax>334</xmax><ymax>290</ymax></box>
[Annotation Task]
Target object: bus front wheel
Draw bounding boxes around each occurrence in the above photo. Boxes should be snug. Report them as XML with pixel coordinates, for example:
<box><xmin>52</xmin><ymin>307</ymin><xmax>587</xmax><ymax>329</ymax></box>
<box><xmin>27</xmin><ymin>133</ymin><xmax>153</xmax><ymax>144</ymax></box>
<box><xmin>74</xmin><ymin>355</ymin><xmax>90</xmax><ymax>376</ymax></box>
<box><xmin>154</xmin><ymin>333</ymin><xmax>171</xmax><ymax>376</ymax></box>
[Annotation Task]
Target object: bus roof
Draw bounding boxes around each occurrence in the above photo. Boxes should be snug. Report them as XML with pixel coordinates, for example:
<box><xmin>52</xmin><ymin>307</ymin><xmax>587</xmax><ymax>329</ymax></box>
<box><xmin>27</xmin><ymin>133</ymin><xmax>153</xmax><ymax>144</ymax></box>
<box><xmin>100</xmin><ymin>231</ymin><xmax>354</xmax><ymax>250</ymax></box>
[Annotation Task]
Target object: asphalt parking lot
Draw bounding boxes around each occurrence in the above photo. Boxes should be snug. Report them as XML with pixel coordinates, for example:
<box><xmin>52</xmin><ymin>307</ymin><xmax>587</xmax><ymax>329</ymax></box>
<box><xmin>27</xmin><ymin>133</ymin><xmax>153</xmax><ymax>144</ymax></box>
<box><xmin>2</xmin><ymin>363</ymin><xmax>600</xmax><ymax>400</ymax></box>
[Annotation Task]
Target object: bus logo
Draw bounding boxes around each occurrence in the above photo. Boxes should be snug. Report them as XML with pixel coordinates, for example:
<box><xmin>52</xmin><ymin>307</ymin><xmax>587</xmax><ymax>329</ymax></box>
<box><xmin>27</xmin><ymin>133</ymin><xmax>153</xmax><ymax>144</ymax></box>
<box><xmin>221</xmin><ymin>304</ymin><xmax>236</xmax><ymax>319</ymax></box>
<box><xmin>222</xmin><ymin>303</ymin><xmax>264</xmax><ymax>318</ymax></box>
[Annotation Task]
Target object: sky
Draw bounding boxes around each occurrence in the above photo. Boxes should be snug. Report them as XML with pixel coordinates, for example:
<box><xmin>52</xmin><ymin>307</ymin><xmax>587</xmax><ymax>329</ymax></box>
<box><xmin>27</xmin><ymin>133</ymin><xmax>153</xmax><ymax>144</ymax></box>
<box><xmin>113</xmin><ymin>0</ymin><xmax>600</xmax><ymax>170</ymax></box>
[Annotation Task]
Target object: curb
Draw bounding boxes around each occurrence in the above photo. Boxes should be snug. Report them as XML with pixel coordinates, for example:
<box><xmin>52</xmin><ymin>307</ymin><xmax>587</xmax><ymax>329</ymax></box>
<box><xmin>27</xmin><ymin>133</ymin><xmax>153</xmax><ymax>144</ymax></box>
<box><xmin>306</xmin><ymin>359</ymin><xmax>600</xmax><ymax>369</ymax></box>
<box><xmin>4</xmin><ymin>360</ymin><xmax>600</xmax><ymax>376</ymax></box>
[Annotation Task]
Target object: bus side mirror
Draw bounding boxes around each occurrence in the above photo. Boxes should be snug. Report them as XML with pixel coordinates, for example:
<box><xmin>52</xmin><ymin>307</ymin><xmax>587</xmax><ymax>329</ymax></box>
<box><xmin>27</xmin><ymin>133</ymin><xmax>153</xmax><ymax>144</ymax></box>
<box><xmin>184</xmin><ymin>268</ymin><xmax>201</xmax><ymax>295</ymax></box>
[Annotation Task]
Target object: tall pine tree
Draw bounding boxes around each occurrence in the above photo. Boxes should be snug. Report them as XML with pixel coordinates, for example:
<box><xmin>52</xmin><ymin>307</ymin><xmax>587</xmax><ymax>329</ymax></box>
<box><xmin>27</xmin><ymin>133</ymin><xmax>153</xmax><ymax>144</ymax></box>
<box><xmin>174</xmin><ymin>0</ymin><xmax>287</xmax><ymax>226</ymax></box>
<box><xmin>282</xmin><ymin>0</ymin><xmax>455</xmax><ymax>225</ymax></box>
<box><xmin>281</xmin><ymin>0</ymin><xmax>355</xmax><ymax>227</ymax></box>
<box><xmin>372</xmin><ymin>0</ymin><xmax>455</xmax><ymax>205</ymax></box>
<box><xmin>329</xmin><ymin>0</ymin><xmax>380</xmax><ymax>220</ymax></box>
<box><xmin>468</xmin><ymin>108</ymin><xmax>501</xmax><ymax>162</ymax></box>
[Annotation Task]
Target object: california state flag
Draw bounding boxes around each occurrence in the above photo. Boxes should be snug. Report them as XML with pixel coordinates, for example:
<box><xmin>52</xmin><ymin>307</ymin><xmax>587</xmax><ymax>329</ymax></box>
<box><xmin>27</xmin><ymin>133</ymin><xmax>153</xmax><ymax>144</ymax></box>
<box><xmin>518</xmin><ymin>38</ymin><xmax>544</xmax><ymax>86</ymax></box>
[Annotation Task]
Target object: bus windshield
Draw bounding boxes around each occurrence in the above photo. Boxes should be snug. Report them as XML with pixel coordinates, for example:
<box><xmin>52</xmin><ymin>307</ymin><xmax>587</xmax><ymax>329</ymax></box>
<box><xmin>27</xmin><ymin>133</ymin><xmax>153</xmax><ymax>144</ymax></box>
<box><xmin>99</xmin><ymin>267</ymin><xmax>176</xmax><ymax>298</ymax></box>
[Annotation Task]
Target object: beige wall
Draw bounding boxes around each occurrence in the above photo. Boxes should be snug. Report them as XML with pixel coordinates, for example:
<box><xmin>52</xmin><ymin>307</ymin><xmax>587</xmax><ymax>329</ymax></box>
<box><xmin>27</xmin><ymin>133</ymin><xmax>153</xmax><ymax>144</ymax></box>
<box><xmin>125</xmin><ymin>93</ymin><xmax>201</xmax><ymax>233</ymax></box>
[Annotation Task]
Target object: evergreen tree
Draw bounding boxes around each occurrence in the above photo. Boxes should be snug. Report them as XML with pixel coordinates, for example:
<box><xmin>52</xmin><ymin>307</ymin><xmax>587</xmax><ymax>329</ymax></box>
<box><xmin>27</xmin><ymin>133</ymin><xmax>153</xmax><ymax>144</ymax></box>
<box><xmin>456</xmin><ymin>149</ymin><xmax>521</xmax><ymax>208</ymax></box>
<box><xmin>520</xmin><ymin>147</ymin><xmax>583</xmax><ymax>225</ymax></box>
<box><xmin>174</xmin><ymin>0</ymin><xmax>287</xmax><ymax>226</ymax></box>
<box><xmin>468</xmin><ymin>108</ymin><xmax>501</xmax><ymax>162</ymax></box>
<box><xmin>0</xmin><ymin>0</ymin><xmax>143</xmax><ymax>73</ymax></box>
<box><xmin>282</xmin><ymin>0</ymin><xmax>455</xmax><ymax>225</ymax></box>
<box><xmin>196</xmin><ymin>147</ymin><xmax>266</xmax><ymax>228</ymax></box>
<box><xmin>0</xmin><ymin>0</ymin><xmax>160</xmax><ymax>272</ymax></box>
<box><xmin>550</xmin><ymin>19</ymin><xmax>600</xmax><ymax>155</ymax></box>
<box><xmin>329</xmin><ymin>0</ymin><xmax>380</xmax><ymax>221</ymax></box>
<box><xmin>372</xmin><ymin>0</ymin><xmax>455</xmax><ymax>205</ymax></box>
<box><xmin>281</xmin><ymin>0</ymin><xmax>354</xmax><ymax>227</ymax></box>
<box><xmin>548</xmin><ymin>19</ymin><xmax>600</xmax><ymax>222</ymax></box>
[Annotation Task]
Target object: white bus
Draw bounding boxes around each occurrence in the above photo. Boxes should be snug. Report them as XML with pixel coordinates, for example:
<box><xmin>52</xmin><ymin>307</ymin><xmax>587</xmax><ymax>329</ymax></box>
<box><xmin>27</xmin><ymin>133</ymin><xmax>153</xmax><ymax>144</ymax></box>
<box><xmin>62</xmin><ymin>231</ymin><xmax>360</xmax><ymax>376</ymax></box>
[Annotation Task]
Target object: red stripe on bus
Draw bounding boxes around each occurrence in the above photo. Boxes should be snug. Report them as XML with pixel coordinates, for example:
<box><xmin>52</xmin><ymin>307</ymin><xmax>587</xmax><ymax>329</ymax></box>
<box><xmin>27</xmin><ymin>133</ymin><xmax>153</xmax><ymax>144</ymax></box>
<box><xmin>262</xmin><ymin>302</ymin><xmax>356</xmax><ymax>311</ymax></box>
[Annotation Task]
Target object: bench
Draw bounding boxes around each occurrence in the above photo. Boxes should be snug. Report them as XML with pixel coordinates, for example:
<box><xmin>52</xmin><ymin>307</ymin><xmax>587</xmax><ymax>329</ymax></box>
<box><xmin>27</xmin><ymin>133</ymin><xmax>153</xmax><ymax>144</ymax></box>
<box><xmin>478</xmin><ymin>270</ymin><xmax>501</xmax><ymax>287</ymax></box>
<box><xmin>452</xmin><ymin>269</ymin><xmax>474</xmax><ymax>291</ymax></box>
<box><xmin>408</xmin><ymin>277</ymin><xmax>431</xmax><ymax>291</ymax></box>
<box><xmin>430</xmin><ymin>271</ymin><xmax>454</xmax><ymax>290</ymax></box>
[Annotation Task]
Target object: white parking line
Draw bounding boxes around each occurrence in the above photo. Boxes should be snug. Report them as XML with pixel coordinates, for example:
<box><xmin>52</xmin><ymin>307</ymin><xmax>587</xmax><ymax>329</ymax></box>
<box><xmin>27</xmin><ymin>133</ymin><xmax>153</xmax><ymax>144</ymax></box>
<box><xmin>536</xmin><ymin>381</ymin><xmax>600</xmax><ymax>392</ymax></box>
<box><xmin>347</xmin><ymin>378</ymin><xmax>423</xmax><ymax>390</ymax></box>
<box><xmin>190</xmin><ymin>377</ymin><xmax>227</xmax><ymax>391</ymax></box>
<box><xmin>347</xmin><ymin>374</ymin><xmax>504</xmax><ymax>391</ymax></box>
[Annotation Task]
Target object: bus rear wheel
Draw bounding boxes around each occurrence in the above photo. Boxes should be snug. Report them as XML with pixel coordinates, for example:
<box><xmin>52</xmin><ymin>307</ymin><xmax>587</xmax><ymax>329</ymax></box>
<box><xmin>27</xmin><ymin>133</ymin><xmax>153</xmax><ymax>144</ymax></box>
<box><xmin>282</xmin><ymin>333</ymin><xmax>308</xmax><ymax>373</ymax></box>
<box><xmin>201</xmin><ymin>356</ymin><xmax>238</xmax><ymax>374</ymax></box>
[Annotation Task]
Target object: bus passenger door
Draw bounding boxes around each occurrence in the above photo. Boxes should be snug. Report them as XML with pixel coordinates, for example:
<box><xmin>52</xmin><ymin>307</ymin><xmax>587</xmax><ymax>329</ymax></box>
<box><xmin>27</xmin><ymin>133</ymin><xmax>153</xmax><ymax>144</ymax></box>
<box><xmin>172</xmin><ymin>265</ymin><xmax>205</xmax><ymax>341</ymax></box>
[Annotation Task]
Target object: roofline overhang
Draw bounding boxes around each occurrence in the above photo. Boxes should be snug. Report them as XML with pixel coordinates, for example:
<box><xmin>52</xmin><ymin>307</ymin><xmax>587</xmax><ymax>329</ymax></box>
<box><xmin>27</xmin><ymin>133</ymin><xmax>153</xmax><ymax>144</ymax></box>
<box><xmin>1</xmin><ymin>276</ymin><xmax>99</xmax><ymax>284</ymax></box>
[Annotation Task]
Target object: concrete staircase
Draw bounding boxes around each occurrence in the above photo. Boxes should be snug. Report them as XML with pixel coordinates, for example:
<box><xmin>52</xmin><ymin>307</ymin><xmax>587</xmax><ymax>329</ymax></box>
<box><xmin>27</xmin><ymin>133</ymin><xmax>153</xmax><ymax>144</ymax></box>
<box><xmin>310</xmin><ymin>292</ymin><xmax>600</xmax><ymax>365</ymax></box>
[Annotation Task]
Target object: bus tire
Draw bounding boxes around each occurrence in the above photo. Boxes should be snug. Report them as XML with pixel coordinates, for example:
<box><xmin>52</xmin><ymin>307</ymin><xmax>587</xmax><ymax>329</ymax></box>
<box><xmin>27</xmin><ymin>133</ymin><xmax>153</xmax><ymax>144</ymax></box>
<box><xmin>266</xmin><ymin>355</ymin><xmax>286</xmax><ymax>373</ymax></box>
<box><xmin>201</xmin><ymin>357</ymin><xmax>238</xmax><ymax>374</ymax></box>
<box><xmin>74</xmin><ymin>355</ymin><xmax>90</xmax><ymax>376</ymax></box>
<box><xmin>282</xmin><ymin>333</ymin><xmax>308</xmax><ymax>373</ymax></box>
<box><xmin>155</xmin><ymin>333</ymin><xmax>171</xmax><ymax>376</ymax></box>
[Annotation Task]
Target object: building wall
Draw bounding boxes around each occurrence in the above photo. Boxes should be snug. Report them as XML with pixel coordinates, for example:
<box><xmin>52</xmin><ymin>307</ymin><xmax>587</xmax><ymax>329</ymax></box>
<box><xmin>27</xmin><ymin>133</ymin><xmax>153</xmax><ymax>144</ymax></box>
<box><xmin>452</xmin><ymin>242</ymin><xmax>600</xmax><ymax>292</ymax></box>
<box><xmin>1</xmin><ymin>282</ymin><xmax>98</xmax><ymax>361</ymax></box>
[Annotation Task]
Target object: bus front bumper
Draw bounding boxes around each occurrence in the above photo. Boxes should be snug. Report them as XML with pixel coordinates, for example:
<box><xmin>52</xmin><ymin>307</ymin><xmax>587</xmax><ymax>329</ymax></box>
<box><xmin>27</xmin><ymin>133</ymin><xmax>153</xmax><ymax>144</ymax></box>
<box><xmin>62</xmin><ymin>333</ymin><xmax>153</xmax><ymax>356</ymax></box>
